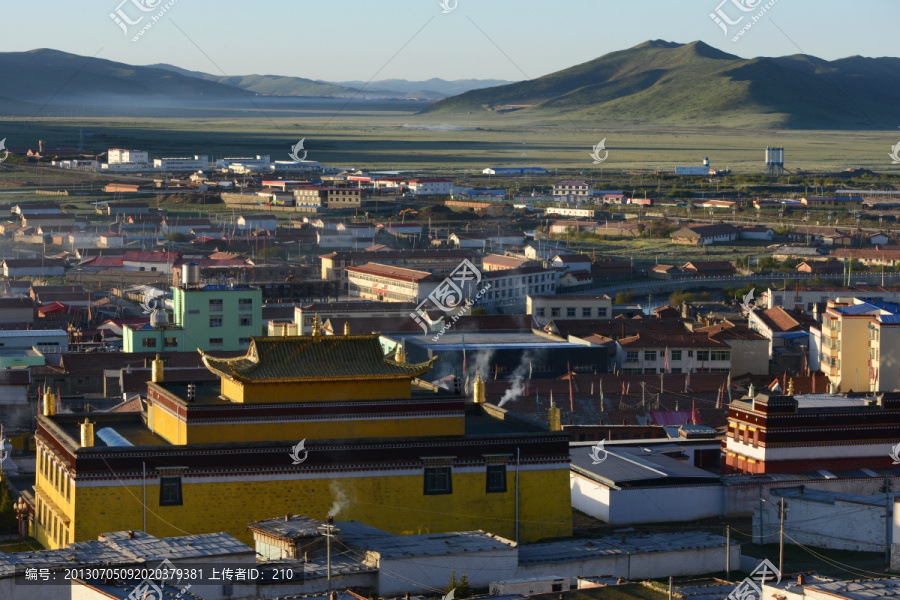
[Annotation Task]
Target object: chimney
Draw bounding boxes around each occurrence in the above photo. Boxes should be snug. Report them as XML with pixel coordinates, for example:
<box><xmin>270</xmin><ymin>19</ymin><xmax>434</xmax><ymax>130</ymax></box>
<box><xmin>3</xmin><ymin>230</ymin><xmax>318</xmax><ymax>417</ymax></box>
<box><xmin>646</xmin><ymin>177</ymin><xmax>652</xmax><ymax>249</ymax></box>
<box><xmin>151</xmin><ymin>354</ymin><xmax>164</xmax><ymax>383</ymax></box>
<box><xmin>39</xmin><ymin>140</ymin><xmax>44</xmax><ymax>154</ymax></box>
<box><xmin>80</xmin><ymin>418</ymin><xmax>94</xmax><ymax>448</ymax></box>
<box><xmin>43</xmin><ymin>388</ymin><xmax>56</xmax><ymax>417</ymax></box>
<box><xmin>548</xmin><ymin>399</ymin><xmax>561</xmax><ymax>431</ymax></box>
<box><xmin>474</xmin><ymin>374</ymin><xmax>485</xmax><ymax>404</ymax></box>
<box><xmin>128</xmin><ymin>530</ymin><xmax>134</xmax><ymax>539</ymax></box>
<box><xmin>285</xmin><ymin>514</ymin><xmax>290</xmax><ymax>522</ymax></box>
<box><xmin>452</xmin><ymin>376</ymin><xmax>462</xmax><ymax>394</ymax></box>
<box><xmin>186</xmin><ymin>383</ymin><xmax>196</xmax><ymax>402</ymax></box>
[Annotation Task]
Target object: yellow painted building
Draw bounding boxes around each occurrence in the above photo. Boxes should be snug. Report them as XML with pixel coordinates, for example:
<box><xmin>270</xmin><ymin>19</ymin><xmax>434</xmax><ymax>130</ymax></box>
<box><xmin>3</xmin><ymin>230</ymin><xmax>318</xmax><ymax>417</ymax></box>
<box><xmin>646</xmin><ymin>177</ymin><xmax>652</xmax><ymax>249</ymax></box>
<box><xmin>32</xmin><ymin>331</ymin><xmax>572</xmax><ymax>550</ymax></box>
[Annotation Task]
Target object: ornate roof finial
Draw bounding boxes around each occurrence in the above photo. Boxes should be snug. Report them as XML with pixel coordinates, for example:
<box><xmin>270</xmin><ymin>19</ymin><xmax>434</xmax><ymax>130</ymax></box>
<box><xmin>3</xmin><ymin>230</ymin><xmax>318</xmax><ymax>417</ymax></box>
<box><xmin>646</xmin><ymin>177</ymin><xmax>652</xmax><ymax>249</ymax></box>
<box><xmin>312</xmin><ymin>313</ymin><xmax>320</xmax><ymax>337</ymax></box>
<box><xmin>395</xmin><ymin>345</ymin><xmax>405</xmax><ymax>364</ymax></box>
<box><xmin>787</xmin><ymin>377</ymin><xmax>795</xmax><ymax>396</ymax></box>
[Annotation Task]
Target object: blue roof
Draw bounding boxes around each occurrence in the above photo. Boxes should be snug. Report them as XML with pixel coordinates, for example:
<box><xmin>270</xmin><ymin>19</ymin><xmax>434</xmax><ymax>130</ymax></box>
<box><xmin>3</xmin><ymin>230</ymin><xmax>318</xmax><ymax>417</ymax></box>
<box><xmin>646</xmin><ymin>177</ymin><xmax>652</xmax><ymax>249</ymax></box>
<box><xmin>878</xmin><ymin>315</ymin><xmax>900</xmax><ymax>324</ymax></box>
<box><xmin>834</xmin><ymin>303</ymin><xmax>879</xmax><ymax>315</ymax></box>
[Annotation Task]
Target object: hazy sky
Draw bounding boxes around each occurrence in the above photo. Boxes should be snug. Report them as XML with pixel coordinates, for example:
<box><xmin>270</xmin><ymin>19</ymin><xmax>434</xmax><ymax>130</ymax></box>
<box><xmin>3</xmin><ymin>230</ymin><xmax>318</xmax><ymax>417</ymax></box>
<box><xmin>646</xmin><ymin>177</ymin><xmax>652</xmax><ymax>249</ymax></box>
<box><xmin>0</xmin><ymin>0</ymin><xmax>897</xmax><ymax>81</ymax></box>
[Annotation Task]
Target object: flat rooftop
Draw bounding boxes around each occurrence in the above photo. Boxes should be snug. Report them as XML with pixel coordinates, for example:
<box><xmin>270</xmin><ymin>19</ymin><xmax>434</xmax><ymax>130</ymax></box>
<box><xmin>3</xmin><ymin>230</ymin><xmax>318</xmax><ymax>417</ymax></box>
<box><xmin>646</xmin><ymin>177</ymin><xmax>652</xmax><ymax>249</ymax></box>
<box><xmin>518</xmin><ymin>532</ymin><xmax>727</xmax><ymax>565</ymax></box>
<box><xmin>399</xmin><ymin>331</ymin><xmax>584</xmax><ymax>350</ymax></box>
<box><xmin>337</xmin><ymin>521</ymin><xmax>514</xmax><ymax>559</ymax></box>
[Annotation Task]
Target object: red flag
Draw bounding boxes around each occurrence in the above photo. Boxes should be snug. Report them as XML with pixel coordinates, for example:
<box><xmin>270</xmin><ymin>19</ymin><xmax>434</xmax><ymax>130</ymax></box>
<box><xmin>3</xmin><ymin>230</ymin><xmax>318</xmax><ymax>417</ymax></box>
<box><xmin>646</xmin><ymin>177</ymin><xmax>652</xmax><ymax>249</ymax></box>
<box><xmin>494</xmin><ymin>364</ymin><xmax>499</xmax><ymax>381</ymax></box>
<box><xmin>812</xmin><ymin>372</ymin><xmax>816</xmax><ymax>394</ymax></box>
<box><xmin>692</xmin><ymin>399</ymin><xmax>699</xmax><ymax>424</ymax></box>
<box><xmin>664</xmin><ymin>347</ymin><xmax>670</xmax><ymax>374</ymax></box>
<box><xmin>568</xmin><ymin>361</ymin><xmax>574</xmax><ymax>412</ymax></box>
<box><xmin>622</xmin><ymin>380</ymin><xmax>626</xmax><ymax>395</ymax></box>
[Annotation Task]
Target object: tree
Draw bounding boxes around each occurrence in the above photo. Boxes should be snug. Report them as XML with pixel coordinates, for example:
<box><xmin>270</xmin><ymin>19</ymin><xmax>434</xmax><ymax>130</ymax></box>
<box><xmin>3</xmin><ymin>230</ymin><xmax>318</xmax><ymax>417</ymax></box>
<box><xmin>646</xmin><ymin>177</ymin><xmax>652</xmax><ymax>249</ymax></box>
<box><xmin>614</xmin><ymin>291</ymin><xmax>633</xmax><ymax>305</ymax></box>
<box><xmin>165</xmin><ymin>232</ymin><xmax>189</xmax><ymax>243</ymax></box>
<box><xmin>443</xmin><ymin>570</ymin><xmax>472</xmax><ymax>599</ymax></box>
<box><xmin>0</xmin><ymin>471</ymin><xmax>17</xmax><ymax>533</ymax></box>
<box><xmin>470</xmin><ymin>307</ymin><xmax>487</xmax><ymax>316</ymax></box>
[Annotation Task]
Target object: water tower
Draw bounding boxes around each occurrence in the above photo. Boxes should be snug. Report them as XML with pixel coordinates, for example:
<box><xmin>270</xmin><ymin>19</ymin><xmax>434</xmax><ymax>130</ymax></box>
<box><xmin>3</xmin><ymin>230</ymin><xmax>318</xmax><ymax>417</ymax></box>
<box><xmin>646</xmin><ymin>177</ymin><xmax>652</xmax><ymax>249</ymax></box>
<box><xmin>765</xmin><ymin>146</ymin><xmax>785</xmax><ymax>175</ymax></box>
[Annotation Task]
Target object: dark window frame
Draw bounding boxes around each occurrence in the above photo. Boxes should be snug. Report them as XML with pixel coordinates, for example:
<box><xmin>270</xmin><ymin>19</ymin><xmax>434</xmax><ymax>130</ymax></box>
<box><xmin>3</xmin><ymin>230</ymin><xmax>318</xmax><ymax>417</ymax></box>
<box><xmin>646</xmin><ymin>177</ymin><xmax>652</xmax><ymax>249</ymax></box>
<box><xmin>424</xmin><ymin>466</ymin><xmax>452</xmax><ymax>495</ymax></box>
<box><xmin>159</xmin><ymin>476</ymin><xmax>183</xmax><ymax>506</ymax></box>
<box><xmin>486</xmin><ymin>464</ymin><xmax>507</xmax><ymax>493</ymax></box>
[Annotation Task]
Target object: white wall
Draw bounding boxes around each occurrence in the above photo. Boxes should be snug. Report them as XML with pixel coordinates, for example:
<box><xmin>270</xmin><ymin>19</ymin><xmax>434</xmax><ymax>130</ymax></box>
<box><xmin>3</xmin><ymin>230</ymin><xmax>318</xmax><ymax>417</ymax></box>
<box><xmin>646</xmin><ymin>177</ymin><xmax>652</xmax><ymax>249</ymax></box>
<box><xmin>572</xmin><ymin>473</ymin><xmax>723</xmax><ymax>525</ymax></box>
<box><xmin>378</xmin><ymin>550</ymin><xmax>518</xmax><ymax>596</ymax></box>
<box><xmin>755</xmin><ymin>495</ymin><xmax>887</xmax><ymax>552</ymax></box>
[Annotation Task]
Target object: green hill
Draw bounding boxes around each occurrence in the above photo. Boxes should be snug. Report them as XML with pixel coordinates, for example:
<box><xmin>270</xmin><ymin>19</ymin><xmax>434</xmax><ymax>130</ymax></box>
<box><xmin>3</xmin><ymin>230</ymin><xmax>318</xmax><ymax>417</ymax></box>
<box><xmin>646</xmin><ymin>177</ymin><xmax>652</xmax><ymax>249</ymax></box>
<box><xmin>0</xmin><ymin>49</ymin><xmax>247</xmax><ymax>113</ymax></box>
<box><xmin>149</xmin><ymin>64</ymin><xmax>360</xmax><ymax>98</ymax></box>
<box><xmin>422</xmin><ymin>40</ymin><xmax>900</xmax><ymax>129</ymax></box>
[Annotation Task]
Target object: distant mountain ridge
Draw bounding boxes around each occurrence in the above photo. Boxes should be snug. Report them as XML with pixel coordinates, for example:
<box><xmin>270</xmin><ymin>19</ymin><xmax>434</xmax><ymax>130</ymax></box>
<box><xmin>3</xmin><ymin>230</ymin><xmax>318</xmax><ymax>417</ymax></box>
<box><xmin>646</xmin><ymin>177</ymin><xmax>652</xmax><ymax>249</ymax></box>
<box><xmin>423</xmin><ymin>40</ymin><xmax>900</xmax><ymax>129</ymax></box>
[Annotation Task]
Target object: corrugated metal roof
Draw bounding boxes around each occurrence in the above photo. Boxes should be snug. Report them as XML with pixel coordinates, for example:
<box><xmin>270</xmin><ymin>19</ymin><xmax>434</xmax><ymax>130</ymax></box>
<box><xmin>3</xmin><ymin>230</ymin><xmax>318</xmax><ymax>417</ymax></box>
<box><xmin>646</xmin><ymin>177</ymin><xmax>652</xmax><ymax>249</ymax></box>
<box><xmin>0</xmin><ymin>329</ymin><xmax>67</xmax><ymax>338</ymax></box>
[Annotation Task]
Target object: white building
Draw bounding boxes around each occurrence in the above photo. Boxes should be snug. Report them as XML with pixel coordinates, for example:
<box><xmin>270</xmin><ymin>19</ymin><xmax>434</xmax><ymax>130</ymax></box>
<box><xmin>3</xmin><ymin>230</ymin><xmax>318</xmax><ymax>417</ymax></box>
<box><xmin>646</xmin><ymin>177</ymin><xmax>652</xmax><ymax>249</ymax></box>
<box><xmin>616</xmin><ymin>333</ymin><xmax>732</xmax><ymax>374</ymax></box>
<box><xmin>527</xmin><ymin>294</ymin><xmax>612</xmax><ymax>325</ymax></box>
<box><xmin>51</xmin><ymin>159</ymin><xmax>98</xmax><ymax>171</ymax></box>
<box><xmin>237</xmin><ymin>214</ymin><xmax>278</xmax><ymax>233</ymax></box>
<box><xmin>408</xmin><ymin>179</ymin><xmax>453</xmax><ymax>196</ymax></box>
<box><xmin>544</xmin><ymin>206</ymin><xmax>597</xmax><ymax>219</ymax></box>
<box><xmin>153</xmin><ymin>155</ymin><xmax>209</xmax><ymax>171</ymax></box>
<box><xmin>552</xmin><ymin>180</ymin><xmax>593</xmax><ymax>203</ymax></box>
<box><xmin>216</xmin><ymin>156</ymin><xmax>272</xmax><ymax>172</ymax></box>
<box><xmin>107</xmin><ymin>148</ymin><xmax>149</xmax><ymax>166</ymax></box>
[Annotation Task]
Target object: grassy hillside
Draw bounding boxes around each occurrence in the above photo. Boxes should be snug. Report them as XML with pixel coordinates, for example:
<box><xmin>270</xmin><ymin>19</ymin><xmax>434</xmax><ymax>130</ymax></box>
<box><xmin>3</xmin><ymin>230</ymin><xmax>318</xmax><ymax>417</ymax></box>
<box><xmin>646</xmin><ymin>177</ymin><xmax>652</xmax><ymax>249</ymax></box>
<box><xmin>423</xmin><ymin>40</ymin><xmax>900</xmax><ymax>129</ymax></box>
<box><xmin>150</xmin><ymin>64</ymin><xmax>359</xmax><ymax>98</ymax></box>
<box><xmin>0</xmin><ymin>49</ymin><xmax>248</xmax><ymax>112</ymax></box>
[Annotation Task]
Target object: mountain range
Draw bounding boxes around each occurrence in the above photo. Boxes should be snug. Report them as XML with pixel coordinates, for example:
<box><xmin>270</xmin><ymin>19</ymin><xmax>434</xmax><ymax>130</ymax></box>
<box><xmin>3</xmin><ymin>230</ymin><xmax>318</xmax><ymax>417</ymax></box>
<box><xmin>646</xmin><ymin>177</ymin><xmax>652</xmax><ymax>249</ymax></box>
<box><xmin>2</xmin><ymin>43</ymin><xmax>900</xmax><ymax>128</ymax></box>
<box><xmin>423</xmin><ymin>40</ymin><xmax>900</xmax><ymax>129</ymax></box>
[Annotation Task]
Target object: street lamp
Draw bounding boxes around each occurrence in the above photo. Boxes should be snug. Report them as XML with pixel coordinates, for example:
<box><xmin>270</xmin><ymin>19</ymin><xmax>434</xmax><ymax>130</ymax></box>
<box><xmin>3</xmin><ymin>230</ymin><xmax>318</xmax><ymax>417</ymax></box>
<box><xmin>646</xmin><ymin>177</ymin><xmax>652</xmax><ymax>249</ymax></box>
<box><xmin>14</xmin><ymin>497</ymin><xmax>29</xmax><ymax>552</ymax></box>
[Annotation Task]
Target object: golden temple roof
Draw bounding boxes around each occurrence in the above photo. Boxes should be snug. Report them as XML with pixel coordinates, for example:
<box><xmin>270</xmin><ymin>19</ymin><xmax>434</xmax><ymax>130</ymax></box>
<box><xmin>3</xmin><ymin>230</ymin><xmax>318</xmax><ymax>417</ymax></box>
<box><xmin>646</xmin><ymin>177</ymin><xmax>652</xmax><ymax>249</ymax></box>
<box><xmin>200</xmin><ymin>334</ymin><xmax>434</xmax><ymax>383</ymax></box>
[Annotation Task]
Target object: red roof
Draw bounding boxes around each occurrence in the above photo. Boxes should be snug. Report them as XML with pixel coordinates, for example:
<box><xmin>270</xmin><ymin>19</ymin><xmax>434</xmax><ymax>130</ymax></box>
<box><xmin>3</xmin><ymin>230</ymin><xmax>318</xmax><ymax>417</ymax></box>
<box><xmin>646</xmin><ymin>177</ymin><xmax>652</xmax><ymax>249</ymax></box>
<box><xmin>37</xmin><ymin>302</ymin><xmax>67</xmax><ymax>314</ymax></box>
<box><xmin>84</xmin><ymin>256</ymin><xmax>124</xmax><ymax>268</ymax></box>
<box><xmin>122</xmin><ymin>251</ymin><xmax>180</xmax><ymax>263</ymax></box>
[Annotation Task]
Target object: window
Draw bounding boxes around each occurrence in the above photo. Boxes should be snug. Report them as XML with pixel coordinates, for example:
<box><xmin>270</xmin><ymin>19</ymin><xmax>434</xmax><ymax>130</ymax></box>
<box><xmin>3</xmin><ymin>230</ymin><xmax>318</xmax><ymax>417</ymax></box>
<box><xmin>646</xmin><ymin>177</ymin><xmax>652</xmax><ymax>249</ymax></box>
<box><xmin>209</xmin><ymin>299</ymin><xmax>223</xmax><ymax>312</ymax></box>
<box><xmin>567</xmin><ymin>308</ymin><xmax>576</xmax><ymax>318</ymax></box>
<box><xmin>142</xmin><ymin>338</ymin><xmax>157</xmax><ymax>348</ymax></box>
<box><xmin>582</xmin><ymin>308</ymin><xmax>591</xmax><ymax>318</ymax></box>
<box><xmin>711</xmin><ymin>351</ymin><xmax>731</xmax><ymax>361</ymax></box>
<box><xmin>239</xmin><ymin>337</ymin><xmax>251</xmax><ymax>346</ymax></box>
<box><xmin>164</xmin><ymin>337</ymin><xmax>179</xmax><ymax>348</ymax></box>
<box><xmin>239</xmin><ymin>298</ymin><xmax>253</xmax><ymax>311</ymax></box>
<box><xmin>424</xmin><ymin>466</ymin><xmax>452</xmax><ymax>495</ymax></box>
<box><xmin>644</xmin><ymin>351</ymin><xmax>657</xmax><ymax>362</ymax></box>
<box><xmin>671</xmin><ymin>350</ymin><xmax>682</xmax><ymax>361</ymax></box>
<box><xmin>536</xmin><ymin>308</ymin><xmax>545</xmax><ymax>317</ymax></box>
<box><xmin>209</xmin><ymin>338</ymin><xmax>223</xmax><ymax>347</ymax></box>
<box><xmin>239</xmin><ymin>315</ymin><xmax>253</xmax><ymax>327</ymax></box>
<box><xmin>210</xmin><ymin>316</ymin><xmax>223</xmax><ymax>328</ymax></box>
<box><xmin>625</xmin><ymin>351</ymin><xmax>639</xmax><ymax>363</ymax></box>
<box><xmin>486</xmin><ymin>465</ymin><xmax>507</xmax><ymax>493</ymax></box>
<box><xmin>159</xmin><ymin>476</ymin><xmax>183</xmax><ymax>506</ymax></box>
<box><xmin>188</xmin><ymin>309</ymin><xmax>200</xmax><ymax>315</ymax></box>
<box><xmin>551</xmin><ymin>308</ymin><xmax>560</xmax><ymax>317</ymax></box>
<box><xmin>696</xmin><ymin>351</ymin><xmax>710</xmax><ymax>362</ymax></box>
<box><xmin>598</xmin><ymin>308</ymin><xmax>608</xmax><ymax>317</ymax></box>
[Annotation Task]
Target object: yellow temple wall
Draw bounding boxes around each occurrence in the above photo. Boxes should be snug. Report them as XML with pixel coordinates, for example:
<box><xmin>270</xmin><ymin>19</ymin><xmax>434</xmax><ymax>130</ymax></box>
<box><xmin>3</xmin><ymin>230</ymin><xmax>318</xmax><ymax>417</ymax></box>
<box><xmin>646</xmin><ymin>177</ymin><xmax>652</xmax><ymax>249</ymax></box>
<box><xmin>220</xmin><ymin>378</ymin><xmax>412</xmax><ymax>403</ymax></box>
<box><xmin>148</xmin><ymin>400</ymin><xmax>188</xmax><ymax>445</ymax></box>
<box><xmin>181</xmin><ymin>415</ymin><xmax>465</xmax><ymax>443</ymax></box>
<box><xmin>54</xmin><ymin>466</ymin><xmax>572</xmax><ymax>550</ymax></box>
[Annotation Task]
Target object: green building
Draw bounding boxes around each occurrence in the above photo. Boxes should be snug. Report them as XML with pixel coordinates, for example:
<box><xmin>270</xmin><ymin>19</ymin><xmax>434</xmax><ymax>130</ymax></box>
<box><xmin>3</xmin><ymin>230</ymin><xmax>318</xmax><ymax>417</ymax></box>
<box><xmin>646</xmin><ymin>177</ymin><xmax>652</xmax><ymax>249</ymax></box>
<box><xmin>124</xmin><ymin>283</ymin><xmax>263</xmax><ymax>353</ymax></box>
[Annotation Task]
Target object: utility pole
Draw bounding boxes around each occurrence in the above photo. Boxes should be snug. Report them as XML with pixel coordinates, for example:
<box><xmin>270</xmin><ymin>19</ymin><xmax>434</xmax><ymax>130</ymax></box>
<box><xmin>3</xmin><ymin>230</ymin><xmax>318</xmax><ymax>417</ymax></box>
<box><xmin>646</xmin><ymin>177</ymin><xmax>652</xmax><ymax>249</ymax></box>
<box><xmin>726</xmin><ymin>525</ymin><xmax>731</xmax><ymax>579</ymax></box>
<box><xmin>886</xmin><ymin>475</ymin><xmax>892</xmax><ymax>566</ymax></box>
<box><xmin>779</xmin><ymin>497</ymin><xmax>787</xmax><ymax>575</ymax></box>
<box><xmin>318</xmin><ymin>516</ymin><xmax>339</xmax><ymax>593</ymax></box>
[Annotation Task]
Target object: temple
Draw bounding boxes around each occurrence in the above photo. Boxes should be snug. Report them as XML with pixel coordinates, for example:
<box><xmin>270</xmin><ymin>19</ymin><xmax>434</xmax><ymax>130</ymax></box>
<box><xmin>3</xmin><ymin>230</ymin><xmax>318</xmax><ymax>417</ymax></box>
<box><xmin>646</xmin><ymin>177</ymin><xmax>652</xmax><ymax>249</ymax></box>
<box><xmin>32</xmin><ymin>329</ymin><xmax>572</xmax><ymax>549</ymax></box>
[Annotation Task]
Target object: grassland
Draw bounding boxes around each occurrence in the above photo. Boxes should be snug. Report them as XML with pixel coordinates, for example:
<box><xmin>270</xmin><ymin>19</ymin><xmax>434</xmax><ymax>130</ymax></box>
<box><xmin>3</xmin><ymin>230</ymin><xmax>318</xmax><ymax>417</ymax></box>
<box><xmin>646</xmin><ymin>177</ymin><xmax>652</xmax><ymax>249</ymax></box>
<box><xmin>1</xmin><ymin>107</ymin><xmax>899</xmax><ymax>174</ymax></box>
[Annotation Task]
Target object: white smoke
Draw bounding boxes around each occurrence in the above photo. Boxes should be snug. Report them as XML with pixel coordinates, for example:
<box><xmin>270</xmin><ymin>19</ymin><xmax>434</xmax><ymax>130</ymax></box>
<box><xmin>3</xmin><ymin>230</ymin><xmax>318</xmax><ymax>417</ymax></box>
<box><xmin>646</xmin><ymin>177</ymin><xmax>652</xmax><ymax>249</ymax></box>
<box><xmin>470</xmin><ymin>349</ymin><xmax>495</xmax><ymax>383</ymax></box>
<box><xmin>328</xmin><ymin>480</ymin><xmax>349</xmax><ymax>518</ymax></box>
<box><xmin>498</xmin><ymin>352</ymin><xmax>537</xmax><ymax>408</ymax></box>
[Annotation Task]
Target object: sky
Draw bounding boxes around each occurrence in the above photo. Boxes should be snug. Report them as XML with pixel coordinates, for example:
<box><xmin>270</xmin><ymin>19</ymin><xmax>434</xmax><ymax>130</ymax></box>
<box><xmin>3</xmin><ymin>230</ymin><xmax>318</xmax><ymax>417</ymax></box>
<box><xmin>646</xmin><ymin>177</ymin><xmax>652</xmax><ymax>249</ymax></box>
<box><xmin>0</xmin><ymin>0</ymin><xmax>897</xmax><ymax>82</ymax></box>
